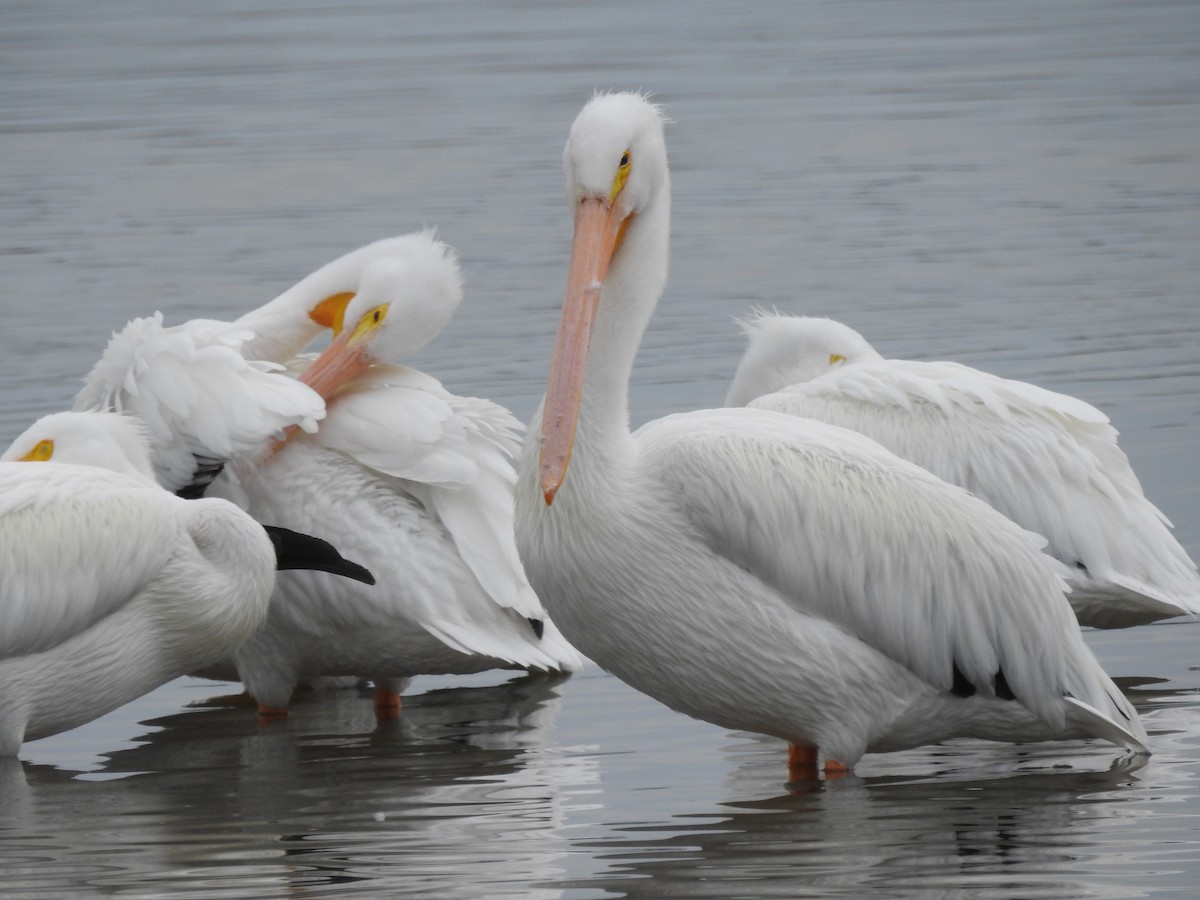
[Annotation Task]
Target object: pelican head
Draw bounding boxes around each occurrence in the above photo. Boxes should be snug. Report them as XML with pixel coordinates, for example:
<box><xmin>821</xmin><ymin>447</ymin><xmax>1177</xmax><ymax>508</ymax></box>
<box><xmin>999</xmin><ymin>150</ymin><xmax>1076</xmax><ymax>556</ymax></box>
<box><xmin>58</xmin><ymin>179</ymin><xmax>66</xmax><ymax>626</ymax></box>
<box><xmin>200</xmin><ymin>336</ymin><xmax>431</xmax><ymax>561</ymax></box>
<box><xmin>725</xmin><ymin>313</ymin><xmax>885</xmax><ymax>406</ymax></box>
<box><xmin>235</xmin><ymin>234</ymin><xmax>455</xmax><ymax>364</ymax></box>
<box><xmin>296</xmin><ymin>231</ymin><xmax>463</xmax><ymax>400</ymax></box>
<box><xmin>540</xmin><ymin>92</ymin><xmax>671</xmax><ymax>505</ymax></box>
<box><xmin>2</xmin><ymin>411</ymin><xmax>158</xmax><ymax>483</ymax></box>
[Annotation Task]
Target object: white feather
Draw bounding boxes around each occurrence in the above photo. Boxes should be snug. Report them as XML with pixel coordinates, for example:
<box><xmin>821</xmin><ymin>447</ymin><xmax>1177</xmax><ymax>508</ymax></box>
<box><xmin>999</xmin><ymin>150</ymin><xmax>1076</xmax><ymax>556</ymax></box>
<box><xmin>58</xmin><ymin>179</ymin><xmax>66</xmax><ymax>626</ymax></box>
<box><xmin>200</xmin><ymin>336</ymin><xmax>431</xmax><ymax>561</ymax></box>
<box><xmin>73</xmin><ymin>311</ymin><xmax>324</xmax><ymax>492</ymax></box>
<box><xmin>71</xmin><ymin>235</ymin><xmax>439</xmax><ymax>493</ymax></box>
<box><xmin>0</xmin><ymin>414</ymin><xmax>275</xmax><ymax>756</ymax></box>
<box><xmin>730</xmin><ymin>313</ymin><xmax>1200</xmax><ymax>627</ymax></box>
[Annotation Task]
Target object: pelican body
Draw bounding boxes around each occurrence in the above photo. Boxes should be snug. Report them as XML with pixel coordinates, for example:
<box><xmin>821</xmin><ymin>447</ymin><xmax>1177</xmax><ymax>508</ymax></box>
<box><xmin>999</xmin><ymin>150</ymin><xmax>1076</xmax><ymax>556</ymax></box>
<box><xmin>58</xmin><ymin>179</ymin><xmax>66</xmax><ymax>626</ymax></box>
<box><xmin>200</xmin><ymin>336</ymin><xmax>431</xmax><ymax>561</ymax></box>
<box><xmin>216</xmin><ymin>232</ymin><xmax>581</xmax><ymax>711</ymax></box>
<box><xmin>0</xmin><ymin>411</ymin><xmax>375</xmax><ymax>753</ymax></box>
<box><xmin>514</xmin><ymin>92</ymin><xmax>1146</xmax><ymax>775</ymax></box>
<box><xmin>726</xmin><ymin>312</ymin><xmax>1200</xmax><ymax>628</ymax></box>
<box><xmin>0</xmin><ymin>416</ymin><xmax>275</xmax><ymax>755</ymax></box>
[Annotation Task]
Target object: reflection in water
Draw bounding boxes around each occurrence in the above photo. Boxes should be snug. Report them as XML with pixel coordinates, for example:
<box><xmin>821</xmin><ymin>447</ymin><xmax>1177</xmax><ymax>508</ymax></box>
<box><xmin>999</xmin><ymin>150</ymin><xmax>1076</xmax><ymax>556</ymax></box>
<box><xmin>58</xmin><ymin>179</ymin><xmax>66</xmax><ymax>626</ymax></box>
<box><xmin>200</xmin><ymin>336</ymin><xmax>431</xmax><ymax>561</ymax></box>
<box><xmin>1</xmin><ymin>630</ymin><xmax>1198</xmax><ymax>898</ymax></box>
<box><xmin>549</xmin><ymin>675</ymin><xmax>1200</xmax><ymax>900</ymax></box>
<box><xmin>569</xmin><ymin>768</ymin><xmax>1143</xmax><ymax>899</ymax></box>
<box><xmin>0</xmin><ymin>674</ymin><xmax>594</xmax><ymax>898</ymax></box>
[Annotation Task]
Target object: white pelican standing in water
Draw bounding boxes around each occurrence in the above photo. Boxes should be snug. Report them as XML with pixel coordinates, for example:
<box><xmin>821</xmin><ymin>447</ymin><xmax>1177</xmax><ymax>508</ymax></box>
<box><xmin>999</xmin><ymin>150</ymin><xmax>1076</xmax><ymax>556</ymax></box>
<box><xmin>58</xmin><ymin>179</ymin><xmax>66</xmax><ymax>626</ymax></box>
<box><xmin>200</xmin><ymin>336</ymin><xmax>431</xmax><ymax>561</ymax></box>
<box><xmin>726</xmin><ymin>312</ymin><xmax>1200</xmax><ymax>629</ymax></box>
<box><xmin>74</xmin><ymin>236</ymin><xmax>428</xmax><ymax>496</ymax></box>
<box><xmin>513</xmin><ymin>92</ymin><xmax>1146</xmax><ymax>777</ymax></box>
<box><xmin>0</xmin><ymin>411</ymin><xmax>374</xmax><ymax>756</ymax></box>
<box><xmin>214</xmin><ymin>232</ymin><xmax>581</xmax><ymax>714</ymax></box>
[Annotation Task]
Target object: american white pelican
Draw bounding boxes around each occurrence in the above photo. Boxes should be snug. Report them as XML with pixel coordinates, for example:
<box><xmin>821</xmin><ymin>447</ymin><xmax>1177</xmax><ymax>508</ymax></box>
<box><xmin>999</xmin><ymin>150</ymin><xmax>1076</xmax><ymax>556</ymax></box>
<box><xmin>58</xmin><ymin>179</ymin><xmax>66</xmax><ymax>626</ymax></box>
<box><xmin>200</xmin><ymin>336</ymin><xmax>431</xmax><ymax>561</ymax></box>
<box><xmin>2</xmin><ymin>411</ymin><xmax>379</xmax><ymax>583</ymax></box>
<box><xmin>73</xmin><ymin>236</ymin><xmax>427</xmax><ymax>495</ymax></box>
<box><xmin>726</xmin><ymin>312</ymin><xmax>1200</xmax><ymax>629</ymax></box>
<box><xmin>214</xmin><ymin>232</ymin><xmax>582</xmax><ymax>715</ymax></box>
<box><xmin>0</xmin><ymin>411</ymin><xmax>373</xmax><ymax>756</ymax></box>
<box><xmin>513</xmin><ymin>92</ymin><xmax>1147</xmax><ymax>777</ymax></box>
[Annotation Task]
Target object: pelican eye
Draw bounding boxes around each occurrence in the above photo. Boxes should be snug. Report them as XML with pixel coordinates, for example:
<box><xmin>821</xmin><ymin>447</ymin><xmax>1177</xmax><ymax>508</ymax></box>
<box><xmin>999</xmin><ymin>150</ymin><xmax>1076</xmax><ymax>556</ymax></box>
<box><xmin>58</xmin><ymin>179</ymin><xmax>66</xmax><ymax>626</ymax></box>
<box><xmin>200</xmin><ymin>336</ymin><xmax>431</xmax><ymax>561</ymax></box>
<box><xmin>609</xmin><ymin>149</ymin><xmax>632</xmax><ymax>203</ymax></box>
<box><xmin>829</xmin><ymin>353</ymin><xmax>847</xmax><ymax>366</ymax></box>
<box><xmin>349</xmin><ymin>303</ymin><xmax>390</xmax><ymax>344</ymax></box>
<box><xmin>20</xmin><ymin>438</ymin><xmax>55</xmax><ymax>462</ymax></box>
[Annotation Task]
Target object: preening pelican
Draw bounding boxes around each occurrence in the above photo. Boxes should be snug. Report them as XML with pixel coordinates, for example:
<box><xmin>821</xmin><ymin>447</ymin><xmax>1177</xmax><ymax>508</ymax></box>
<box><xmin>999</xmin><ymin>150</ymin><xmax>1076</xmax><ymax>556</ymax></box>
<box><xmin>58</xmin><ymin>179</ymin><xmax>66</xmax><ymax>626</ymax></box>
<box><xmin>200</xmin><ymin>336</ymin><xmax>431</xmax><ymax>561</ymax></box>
<box><xmin>726</xmin><ymin>312</ymin><xmax>1200</xmax><ymax>629</ymax></box>
<box><xmin>214</xmin><ymin>232</ymin><xmax>581</xmax><ymax>714</ymax></box>
<box><xmin>0</xmin><ymin>411</ymin><xmax>373</xmax><ymax>756</ymax></box>
<box><xmin>73</xmin><ymin>236</ymin><xmax>427</xmax><ymax>495</ymax></box>
<box><xmin>514</xmin><ymin>92</ymin><xmax>1146</xmax><ymax>777</ymax></box>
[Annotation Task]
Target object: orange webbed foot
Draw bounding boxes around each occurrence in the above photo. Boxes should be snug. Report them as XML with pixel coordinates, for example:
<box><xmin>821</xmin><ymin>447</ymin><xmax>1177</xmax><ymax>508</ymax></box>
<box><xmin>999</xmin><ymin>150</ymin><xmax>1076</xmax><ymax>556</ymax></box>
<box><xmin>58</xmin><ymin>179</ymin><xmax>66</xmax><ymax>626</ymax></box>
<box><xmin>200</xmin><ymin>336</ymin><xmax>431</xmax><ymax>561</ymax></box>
<box><xmin>823</xmin><ymin>758</ymin><xmax>852</xmax><ymax>779</ymax></box>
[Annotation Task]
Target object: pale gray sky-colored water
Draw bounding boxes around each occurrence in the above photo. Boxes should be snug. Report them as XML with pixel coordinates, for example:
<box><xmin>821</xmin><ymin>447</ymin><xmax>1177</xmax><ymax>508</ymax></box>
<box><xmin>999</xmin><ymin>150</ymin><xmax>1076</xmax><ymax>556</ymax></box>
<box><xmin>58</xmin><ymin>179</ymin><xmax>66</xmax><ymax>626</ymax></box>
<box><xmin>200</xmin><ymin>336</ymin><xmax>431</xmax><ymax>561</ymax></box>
<box><xmin>1</xmin><ymin>1</ymin><xmax>1199</xmax><ymax>896</ymax></box>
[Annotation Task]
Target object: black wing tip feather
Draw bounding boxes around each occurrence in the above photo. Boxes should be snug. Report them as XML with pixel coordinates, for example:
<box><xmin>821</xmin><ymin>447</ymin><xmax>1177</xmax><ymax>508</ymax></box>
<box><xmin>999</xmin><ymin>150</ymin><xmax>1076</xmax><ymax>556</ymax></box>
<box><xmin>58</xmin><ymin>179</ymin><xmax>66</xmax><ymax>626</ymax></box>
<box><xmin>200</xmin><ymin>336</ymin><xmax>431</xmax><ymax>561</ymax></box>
<box><xmin>263</xmin><ymin>525</ymin><xmax>376</xmax><ymax>585</ymax></box>
<box><xmin>176</xmin><ymin>456</ymin><xmax>226</xmax><ymax>499</ymax></box>
<box><xmin>950</xmin><ymin>660</ymin><xmax>1017</xmax><ymax>702</ymax></box>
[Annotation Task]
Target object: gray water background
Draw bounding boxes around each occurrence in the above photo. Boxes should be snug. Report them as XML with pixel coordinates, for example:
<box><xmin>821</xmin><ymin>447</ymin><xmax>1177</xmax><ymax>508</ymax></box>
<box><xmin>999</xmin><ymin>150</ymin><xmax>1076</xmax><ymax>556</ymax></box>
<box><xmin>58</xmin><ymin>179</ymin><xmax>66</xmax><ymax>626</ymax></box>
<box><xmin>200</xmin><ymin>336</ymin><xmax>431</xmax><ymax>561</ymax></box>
<box><xmin>1</xmin><ymin>1</ymin><xmax>1198</xmax><ymax>896</ymax></box>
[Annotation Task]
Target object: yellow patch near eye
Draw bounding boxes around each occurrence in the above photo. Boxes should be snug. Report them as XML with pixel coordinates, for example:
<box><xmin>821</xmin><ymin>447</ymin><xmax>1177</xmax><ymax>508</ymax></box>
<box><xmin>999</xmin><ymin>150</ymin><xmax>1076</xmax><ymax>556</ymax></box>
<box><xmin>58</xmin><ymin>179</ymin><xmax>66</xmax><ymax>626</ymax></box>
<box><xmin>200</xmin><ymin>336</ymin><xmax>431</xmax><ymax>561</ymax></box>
<box><xmin>348</xmin><ymin>303</ymin><xmax>389</xmax><ymax>344</ymax></box>
<box><xmin>829</xmin><ymin>353</ymin><xmax>847</xmax><ymax>366</ymax></box>
<box><xmin>20</xmin><ymin>439</ymin><xmax>54</xmax><ymax>462</ymax></box>
<box><xmin>608</xmin><ymin>150</ymin><xmax>632</xmax><ymax>204</ymax></box>
<box><xmin>310</xmin><ymin>292</ymin><xmax>356</xmax><ymax>335</ymax></box>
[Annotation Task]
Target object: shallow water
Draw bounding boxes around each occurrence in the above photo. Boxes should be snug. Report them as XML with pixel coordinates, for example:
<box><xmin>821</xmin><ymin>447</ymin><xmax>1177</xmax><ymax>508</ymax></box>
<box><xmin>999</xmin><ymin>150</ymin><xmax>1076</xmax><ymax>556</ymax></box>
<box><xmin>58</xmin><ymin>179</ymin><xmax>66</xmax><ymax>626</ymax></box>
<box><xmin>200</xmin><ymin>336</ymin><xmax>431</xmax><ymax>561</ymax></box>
<box><xmin>2</xmin><ymin>0</ymin><xmax>1199</xmax><ymax>896</ymax></box>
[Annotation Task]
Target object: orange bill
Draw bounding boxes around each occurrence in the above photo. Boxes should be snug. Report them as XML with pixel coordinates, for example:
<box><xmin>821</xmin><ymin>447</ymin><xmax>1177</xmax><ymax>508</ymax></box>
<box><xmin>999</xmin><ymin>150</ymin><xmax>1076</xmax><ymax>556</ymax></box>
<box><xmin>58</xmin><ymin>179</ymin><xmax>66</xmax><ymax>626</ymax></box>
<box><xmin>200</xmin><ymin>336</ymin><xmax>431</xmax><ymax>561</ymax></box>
<box><xmin>540</xmin><ymin>195</ymin><xmax>624</xmax><ymax>505</ymax></box>
<box><xmin>296</xmin><ymin>327</ymin><xmax>372</xmax><ymax>402</ymax></box>
<box><xmin>309</xmin><ymin>291</ymin><xmax>356</xmax><ymax>335</ymax></box>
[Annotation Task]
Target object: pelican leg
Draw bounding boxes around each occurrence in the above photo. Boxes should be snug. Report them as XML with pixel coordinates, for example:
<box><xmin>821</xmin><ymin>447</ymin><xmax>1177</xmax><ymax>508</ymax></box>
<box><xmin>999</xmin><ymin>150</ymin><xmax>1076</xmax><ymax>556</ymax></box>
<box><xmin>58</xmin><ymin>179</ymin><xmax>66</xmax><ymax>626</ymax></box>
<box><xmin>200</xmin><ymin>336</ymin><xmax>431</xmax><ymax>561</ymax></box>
<box><xmin>257</xmin><ymin>703</ymin><xmax>289</xmax><ymax>718</ymax></box>
<box><xmin>787</xmin><ymin>742</ymin><xmax>820</xmax><ymax>779</ymax></box>
<box><xmin>788</xmin><ymin>742</ymin><xmax>853</xmax><ymax>779</ymax></box>
<box><xmin>373</xmin><ymin>683</ymin><xmax>402</xmax><ymax>719</ymax></box>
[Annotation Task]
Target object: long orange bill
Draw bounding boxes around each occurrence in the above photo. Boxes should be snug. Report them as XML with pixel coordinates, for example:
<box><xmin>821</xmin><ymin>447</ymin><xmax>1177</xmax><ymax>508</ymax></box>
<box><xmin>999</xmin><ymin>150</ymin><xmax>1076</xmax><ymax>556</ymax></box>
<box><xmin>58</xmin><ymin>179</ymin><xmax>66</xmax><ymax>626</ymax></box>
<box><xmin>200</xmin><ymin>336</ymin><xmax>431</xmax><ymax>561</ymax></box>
<box><xmin>296</xmin><ymin>328</ymin><xmax>372</xmax><ymax>402</ymax></box>
<box><xmin>540</xmin><ymin>195</ymin><xmax>623</xmax><ymax>505</ymax></box>
<box><xmin>270</xmin><ymin>329</ymin><xmax>372</xmax><ymax>455</ymax></box>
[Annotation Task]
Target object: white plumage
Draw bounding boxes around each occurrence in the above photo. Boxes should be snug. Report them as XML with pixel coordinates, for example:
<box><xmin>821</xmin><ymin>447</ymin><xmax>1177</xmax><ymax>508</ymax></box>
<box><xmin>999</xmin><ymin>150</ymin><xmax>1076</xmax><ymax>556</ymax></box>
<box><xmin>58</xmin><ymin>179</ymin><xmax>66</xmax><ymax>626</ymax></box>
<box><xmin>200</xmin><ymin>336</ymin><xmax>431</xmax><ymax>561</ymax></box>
<box><xmin>727</xmin><ymin>312</ymin><xmax>1200</xmax><ymax>628</ymax></box>
<box><xmin>0</xmin><ymin>412</ymin><xmax>275</xmax><ymax>756</ymax></box>
<box><xmin>72</xmin><ymin>236</ymin><xmax>427</xmax><ymax>494</ymax></box>
<box><xmin>215</xmin><ymin>231</ymin><xmax>581</xmax><ymax>712</ymax></box>
<box><xmin>514</xmin><ymin>92</ymin><xmax>1146</xmax><ymax>776</ymax></box>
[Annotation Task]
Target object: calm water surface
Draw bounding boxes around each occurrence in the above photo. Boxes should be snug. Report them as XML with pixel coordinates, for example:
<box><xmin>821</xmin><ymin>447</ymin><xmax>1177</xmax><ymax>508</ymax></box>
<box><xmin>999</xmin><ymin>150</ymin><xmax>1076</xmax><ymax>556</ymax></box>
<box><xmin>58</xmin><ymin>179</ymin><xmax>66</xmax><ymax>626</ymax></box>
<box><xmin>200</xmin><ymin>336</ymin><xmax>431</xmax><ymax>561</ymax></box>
<box><xmin>2</xmin><ymin>1</ymin><xmax>1199</xmax><ymax>896</ymax></box>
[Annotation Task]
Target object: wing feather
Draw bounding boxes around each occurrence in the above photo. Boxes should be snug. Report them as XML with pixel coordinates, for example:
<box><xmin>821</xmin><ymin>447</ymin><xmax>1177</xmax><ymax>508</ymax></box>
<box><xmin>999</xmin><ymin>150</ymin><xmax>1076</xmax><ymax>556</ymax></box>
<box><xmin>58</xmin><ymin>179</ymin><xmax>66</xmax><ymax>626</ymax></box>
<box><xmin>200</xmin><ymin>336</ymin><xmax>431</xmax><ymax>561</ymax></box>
<box><xmin>74</xmin><ymin>312</ymin><xmax>325</xmax><ymax>491</ymax></box>
<box><xmin>639</xmin><ymin>408</ymin><xmax>1087</xmax><ymax>726</ymax></box>
<box><xmin>0</xmin><ymin>465</ymin><xmax>177</xmax><ymax>657</ymax></box>
<box><xmin>303</xmin><ymin>365</ymin><xmax>549</xmax><ymax>622</ymax></box>
<box><xmin>750</xmin><ymin>359</ymin><xmax>1200</xmax><ymax>618</ymax></box>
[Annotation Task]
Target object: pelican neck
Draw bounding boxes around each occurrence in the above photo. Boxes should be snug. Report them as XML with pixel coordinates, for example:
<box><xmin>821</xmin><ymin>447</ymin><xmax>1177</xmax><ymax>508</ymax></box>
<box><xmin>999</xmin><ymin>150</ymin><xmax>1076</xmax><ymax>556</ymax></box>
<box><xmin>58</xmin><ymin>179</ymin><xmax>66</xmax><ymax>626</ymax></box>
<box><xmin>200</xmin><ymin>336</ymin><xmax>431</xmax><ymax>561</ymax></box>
<box><xmin>570</xmin><ymin>196</ymin><xmax>670</xmax><ymax>468</ymax></box>
<box><xmin>232</xmin><ymin>297</ymin><xmax>325</xmax><ymax>364</ymax></box>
